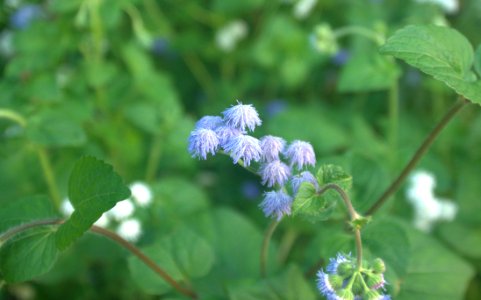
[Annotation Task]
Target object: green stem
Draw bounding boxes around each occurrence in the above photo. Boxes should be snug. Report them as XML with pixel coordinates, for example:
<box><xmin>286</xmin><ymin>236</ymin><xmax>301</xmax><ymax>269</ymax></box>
<box><xmin>316</xmin><ymin>183</ymin><xmax>363</xmax><ymax>269</ymax></box>
<box><xmin>145</xmin><ymin>133</ymin><xmax>163</xmax><ymax>182</ymax></box>
<box><xmin>36</xmin><ymin>147</ymin><xmax>61</xmax><ymax>211</ymax></box>
<box><xmin>183</xmin><ymin>54</ymin><xmax>216</xmax><ymax>100</ymax></box>
<box><xmin>0</xmin><ymin>219</ymin><xmax>198</xmax><ymax>299</ymax></box>
<box><xmin>260</xmin><ymin>220</ymin><xmax>279</xmax><ymax>278</ymax></box>
<box><xmin>0</xmin><ymin>109</ymin><xmax>27</xmax><ymax>127</ymax></box>
<box><xmin>388</xmin><ymin>81</ymin><xmax>399</xmax><ymax>158</ymax></box>
<box><xmin>366</xmin><ymin>97</ymin><xmax>469</xmax><ymax>215</ymax></box>
<box><xmin>276</xmin><ymin>229</ymin><xmax>298</xmax><ymax>264</ymax></box>
<box><xmin>333</xmin><ymin>26</ymin><xmax>385</xmax><ymax>45</ymax></box>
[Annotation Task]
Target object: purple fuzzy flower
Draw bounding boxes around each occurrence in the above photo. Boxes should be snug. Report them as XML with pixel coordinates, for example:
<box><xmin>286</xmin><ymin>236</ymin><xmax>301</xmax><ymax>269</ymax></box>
<box><xmin>285</xmin><ymin>140</ymin><xmax>316</xmax><ymax>170</ymax></box>
<box><xmin>259</xmin><ymin>160</ymin><xmax>291</xmax><ymax>187</ymax></box>
<box><xmin>291</xmin><ymin>171</ymin><xmax>319</xmax><ymax>195</ymax></box>
<box><xmin>223</xmin><ymin>134</ymin><xmax>262</xmax><ymax>166</ymax></box>
<box><xmin>259</xmin><ymin>190</ymin><xmax>293</xmax><ymax>221</ymax></box>
<box><xmin>215</xmin><ymin>125</ymin><xmax>243</xmax><ymax>148</ymax></box>
<box><xmin>316</xmin><ymin>270</ymin><xmax>336</xmax><ymax>298</ymax></box>
<box><xmin>195</xmin><ymin>115</ymin><xmax>223</xmax><ymax>130</ymax></box>
<box><xmin>326</xmin><ymin>253</ymin><xmax>350</xmax><ymax>274</ymax></box>
<box><xmin>260</xmin><ymin>135</ymin><xmax>286</xmax><ymax>162</ymax></box>
<box><xmin>188</xmin><ymin>128</ymin><xmax>219</xmax><ymax>159</ymax></box>
<box><xmin>222</xmin><ymin>101</ymin><xmax>262</xmax><ymax>132</ymax></box>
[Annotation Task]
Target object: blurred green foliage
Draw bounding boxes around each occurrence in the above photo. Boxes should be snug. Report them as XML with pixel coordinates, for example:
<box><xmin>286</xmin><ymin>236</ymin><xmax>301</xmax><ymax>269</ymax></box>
<box><xmin>1</xmin><ymin>0</ymin><xmax>481</xmax><ymax>299</ymax></box>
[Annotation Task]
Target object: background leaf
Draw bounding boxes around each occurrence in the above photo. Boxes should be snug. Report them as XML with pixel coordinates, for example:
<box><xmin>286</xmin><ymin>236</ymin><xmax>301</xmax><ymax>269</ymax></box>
<box><xmin>55</xmin><ymin>156</ymin><xmax>131</xmax><ymax>250</ymax></box>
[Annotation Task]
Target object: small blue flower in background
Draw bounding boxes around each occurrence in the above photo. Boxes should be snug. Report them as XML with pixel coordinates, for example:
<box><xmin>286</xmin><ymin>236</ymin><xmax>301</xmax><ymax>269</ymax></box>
<box><xmin>259</xmin><ymin>160</ymin><xmax>291</xmax><ymax>187</ymax></box>
<box><xmin>223</xmin><ymin>134</ymin><xmax>262</xmax><ymax>166</ymax></box>
<box><xmin>222</xmin><ymin>101</ymin><xmax>262</xmax><ymax>132</ymax></box>
<box><xmin>259</xmin><ymin>190</ymin><xmax>293</xmax><ymax>221</ymax></box>
<box><xmin>332</xmin><ymin>49</ymin><xmax>350</xmax><ymax>66</ymax></box>
<box><xmin>195</xmin><ymin>115</ymin><xmax>224</xmax><ymax>130</ymax></box>
<box><xmin>10</xmin><ymin>4</ymin><xmax>42</xmax><ymax>30</ymax></box>
<box><xmin>151</xmin><ymin>38</ymin><xmax>170</xmax><ymax>56</ymax></box>
<box><xmin>241</xmin><ymin>180</ymin><xmax>261</xmax><ymax>200</ymax></box>
<box><xmin>291</xmin><ymin>171</ymin><xmax>319</xmax><ymax>195</ymax></box>
<box><xmin>265</xmin><ymin>99</ymin><xmax>287</xmax><ymax>119</ymax></box>
<box><xmin>285</xmin><ymin>140</ymin><xmax>316</xmax><ymax>170</ymax></box>
<box><xmin>188</xmin><ymin>128</ymin><xmax>219</xmax><ymax>160</ymax></box>
<box><xmin>260</xmin><ymin>135</ymin><xmax>286</xmax><ymax>162</ymax></box>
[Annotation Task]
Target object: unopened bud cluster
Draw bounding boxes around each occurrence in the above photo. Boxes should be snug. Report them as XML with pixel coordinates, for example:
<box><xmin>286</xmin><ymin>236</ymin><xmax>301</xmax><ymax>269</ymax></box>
<box><xmin>188</xmin><ymin>101</ymin><xmax>317</xmax><ymax>220</ymax></box>
<box><xmin>317</xmin><ymin>253</ymin><xmax>391</xmax><ymax>300</ymax></box>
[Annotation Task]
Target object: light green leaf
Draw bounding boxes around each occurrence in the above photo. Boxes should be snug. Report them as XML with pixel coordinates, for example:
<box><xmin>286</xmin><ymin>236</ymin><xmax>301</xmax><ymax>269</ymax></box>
<box><xmin>474</xmin><ymin>44</ymin><xmax>481</xmax><ymax>77</ymax></box>
<box><xmin>380</xmin><ymin>25</ymin><xmax>481</xmax><ymax>104</ymax></box>
<box><xmin>316</xmin><ymin>164</ymin><xmax>353</xmax><ymax>191</ymax></box>
<box><xmin>0</xmin><ymin>227</ymin><xmax>58</xmax><ymax>283</ymax></box>
<box><xmin>292</xmin><ymin>182</ymin><xmax>336</xmax><ymax>223</ymax></box>
<box><xmin>0</xmin><ymin>195</ymin><xmax>57</xmax><ymax>233</ymax></box>
<box><xmin>55</xmin><ymin>156</ymin><xmax>131</xmax><ymax>250</ymax></box>
<box><xmin>128</xmin><ymin>226</ymin><xmax>214</xmax><ymax>294</ymax></box>
<box><xmin>438</xmin><ymin>222</ymin><xmax>481</xmax><ymax>258</ymax></box>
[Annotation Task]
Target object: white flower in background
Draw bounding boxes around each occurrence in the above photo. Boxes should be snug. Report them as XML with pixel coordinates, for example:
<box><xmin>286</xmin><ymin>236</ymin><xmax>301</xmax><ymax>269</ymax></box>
<box><xmin>0</xmin><ymin>31</ymin><xmax>14</xmax><ymax>58</ymax></box>
<box><xmin>60</xmin><ymin>198</ymin><xmax>74</xmax><ymax>216</ymax></box>
<box><xmin>215</xmin><ymin>20</ymin><xmax>248</xmax><ymax>52</ymax></box>
<box><xmin>108</xmin><ymin>199</ymin><xmax>135</xmax><ymax>220</ymax></box>
<box><xmin>415</xmin><ymin>0</ymin><xmax>459</xmax><ymax>14</ymax></box>
<box><xmin>293</xmin><ymin>0</ymin><xmax>318</xmax><ymax>19</ymax></box>
<box><xmin>406</xmin><ymin>170</ymin><xmax>458</xmax><ymax>232</ymax></box>
<box><xmin>117</xmin><ymin>218</ymin><xmax>142</xmax><ymax>242</ymax></box>
<box><xmin>94</xmin><ymin>213</ymin><xmax>110</xmax><ymax>228</ymax></box>
<box><xmin>130</xmin><ymin>181</ymin><xmax>153</xmax><ymax>207</ymax></box>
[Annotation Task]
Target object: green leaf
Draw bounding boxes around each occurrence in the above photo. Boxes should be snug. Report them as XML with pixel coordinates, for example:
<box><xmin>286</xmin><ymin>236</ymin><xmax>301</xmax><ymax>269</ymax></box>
<box><xmin>438</xmin><ymin>222</ymin><xmax>481</xmax><ymax>258</ymax></box>
<box><xmin>338</xmin><ymin>53</ymin><xmax>400</xmax><ymax>92</ymax></box>
<box><xmin>474</xmin><ymin>44</ymin><xmax>481</xmax><ymax>77</ymax></box>
<box><xmin>380</xmin><ymin>25</ymin><xmax>481</xmax><ymax>104</ymax></box>
<box><xmin>128</xmin><ymin>226</ymin><xmax>214</xmax><ymax>294</ymax></box>
<box><xmin>396</xmin><ymin>222</ymin><xmax>474</xmax><ymax>300</ymax></box>
<box><xmin>0</xmin><ymin>195</ymin><xmax>57</xmax><ymax>233</ymax></box>
<box><xmin>292</xmin><ymin>182</ymin><xmax>336</xmax><ymax>223</ymax></box>
<box><xmin>227</xmin><ymin>265</ymin><xmax>316</xmax><ymax>300</ymax></box>
<box><xmin>316</xmin><ymin>164</ymin><xmax>353</xmax><ymax>191</ymax></box>
<box><xmin>26</xmin><ymin>110</ymin><xmax>86</xmax><ymax>147</ymax></box>
<box><xmin>0</xmin><ymin>227</ymin><xmax>58</xmax><ymax>283</ymax></box>
<box><xmin>55</xmin><ymin>156</ymin><xmax>131</xmax><ymax>250</ymax></box>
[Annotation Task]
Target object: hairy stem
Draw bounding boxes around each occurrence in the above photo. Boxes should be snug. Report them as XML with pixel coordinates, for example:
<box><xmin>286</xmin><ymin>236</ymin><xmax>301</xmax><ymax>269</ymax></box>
<box><xmin>0</xmin><ymin>220</ymin><xmax>198</xmax><ymax>299</ymax></box>
<box><xmin>36</xmin><ymin>148</ymin><xmax>61</xmax><ymax>211</ymax></box>
<box><xmin>317</xmin><ymin>183</ymin><xmax>363</xmax><ymax>269</ymax></box>
<box><xmin>260</xmin><ymin>220</ymin><xmax>279</xmax><ymax>278</ymax></box>
<box><xmin>366</xmin><ymin>97</ymin><xmax>468</xmax><ymax>215</ymax></box>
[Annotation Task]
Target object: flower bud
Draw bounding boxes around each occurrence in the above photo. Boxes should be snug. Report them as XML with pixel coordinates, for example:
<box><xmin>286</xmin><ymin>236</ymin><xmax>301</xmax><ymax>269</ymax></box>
<box><xmin>335</xmin><ymin>288</ymin><xmax>354</xmax><ymax>300</ymax></box>
<box><xmin>364</xmin><ymin>289</ymin><xmax>381</xmax><ymax>300</ymax></box>
<box><xmin>337</xmin><ymin>262</ymin><xmax>354</xmax><ymax>277</ymax></box>
<box><xmin>372</xmin><ymin>258</ymin><xmax>386</xmax><ymax>274</ymax></box>
<box><xmin>366</xmin><ymin>273</ymin><xmax>385</xmax><ymax>290</ymax></box>
<box><xmin>328</xmin><ymin>274</ymin><xmax>344</xmax><ymax>290</ymax></box>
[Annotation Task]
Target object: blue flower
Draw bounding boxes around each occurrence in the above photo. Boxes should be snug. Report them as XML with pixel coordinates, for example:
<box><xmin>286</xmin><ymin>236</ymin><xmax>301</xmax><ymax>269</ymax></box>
<box><xmin>259</xmin><ymin>160</ymin><xmax>291</xmax><ymax>188</ymax></box>
<box><xmin>222</xmin><ymin>101</ymin><xmax>262</xmax><ymax>132</ymax></box>
<box><xmin>326</xmin><ymin>253</ymin><xmax>350</xmax><ymax>274</ymax></box>
<box><xmin>285</xmin><ymin>140</ymin><xmax>316</xmax><ymax>170</ymax></box>
<box><xmin>259</xmin><ymin>190</ymin><xmax>293</xmax><ymax>221</ymax></box>
<box><xmin>215</xmin><ymin>125</ymin><xmax>243</xmax><ymax>148</ymax></box>
<box><xmin>316</xmin><ymin>270</ymin><xmax>336</xmax><ymax>297</ymax></box>
<box><xmin>10</xmin><ymin>5</ymin><xmax>42</xmax><ymax>29</ymax></box>
<box><xmin>188</xmin><ymin>128</ymin><xmax>219</xmax><ymax>160</ymax></box>
<box><xmin>195</xmin><ymin>115</ymin><xmax>223</xmax><ymax>130</ymax></box>
<box><xmin>291</xmin><ymin>171</ymin><xmax>319</xmax><ymax>195</ymax></box>
<box><xmin>223</xmin><ymin>134</ymin><xmax>262</xmax><ymax>166</ymax></box>
<box><xmin>260</xmin><ymin>135</ymin><xmax>286</xmax><ymax>162</ymax></box>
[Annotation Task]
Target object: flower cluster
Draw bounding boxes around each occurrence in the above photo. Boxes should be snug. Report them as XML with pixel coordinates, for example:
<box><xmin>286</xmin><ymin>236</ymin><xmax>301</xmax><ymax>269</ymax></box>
<box><xmin>406</xmin><ymin>170</ymin><xmax>457</xmax><ymax>232</ymax></box>
<box><xmin>317</xmin><ymin>253</ymin><xmax>390</xmax><ymax>300</ymax></box>
<box><xmin>61</xmin><ymin>181</ymin><xmax>153</xmax><ymax>242</ymax></box>
<box><xmin>188</xmin><ymin>101</ymin><xmax>317</xmax><ymax>221</ymax></box>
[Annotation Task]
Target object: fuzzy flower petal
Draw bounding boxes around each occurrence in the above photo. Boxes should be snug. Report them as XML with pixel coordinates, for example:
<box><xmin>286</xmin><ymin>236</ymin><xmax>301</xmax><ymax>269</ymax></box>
<box><xmin>195</xmin><ymin>115</ymin><xmax>223</xmax><ymax>130</ymax></box>
<box><xmin>316</xmin><ymin>270</ymin><xmax>335</xmax><ymax>297</ymax></box>
<box><xmin>188</xmin><ymin>128</ymin><xmax>219</xmax><ymax>160</ymax></box>
<box><xmin>259</xmin><ymin>190</ymin><xmax>293</xmax><ymax>221</ymax></box>
<box><xmin>291</xmin><ymin>171</ymin><xmax>319</xmax><ymax>195</ymax></box>
<box><xmin>260</xmin><ymin>135</ymin><xmax>286</xmax><ymax>162</ymax></box>
<box><xmin>259</xmin><ymin>160</ymin><xmax>291</xmax><ymax>187</ymax></box>
<box><xmin>215</xmin><ymin>125</ymin><xmax>243</xmax><ymax>148</ymax></box>
<box><xmin>223</xmin><ymin>134</ymin><xmax>262</xmax><ymax>166</ymax></box>
<box><xmin>222</xmin><ymin>102</ymin><xmax>262</xmax><ymax>132</ymax></box>
<box><xmin>285</xmin><ymin>140</ymin><xmax>316</xmax><ymax>170</ymax></box>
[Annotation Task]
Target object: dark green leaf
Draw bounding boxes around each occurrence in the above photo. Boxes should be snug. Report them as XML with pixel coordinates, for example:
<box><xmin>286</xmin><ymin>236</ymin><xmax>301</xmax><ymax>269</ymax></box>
<box><xmin>0</xmin><ymin>195</ymin><xmax>57</xmax><ymax>233</ymax></box>
<box><xmin>380</xmin><ymin>25</ymin><xmax>481</xmax><ymax>104</ymax></box>
<box><xmin>0</xmin><ymin>227</ymin><xmax>58</xmax><ymax>282</ymax></box>
<box><xmin>474</xmin><ymin>44</ymin><xmax>481</xmax><ymax>77</ymax></box>
<box><xmin>438</xmin><ymin>222</ymin><xmax>481</xmax><ymax>258</ymax></box>
<box><xmin>56</xmin><ymin>156</ymin><xmax>131</xmax><ymax>250</ymax></box>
